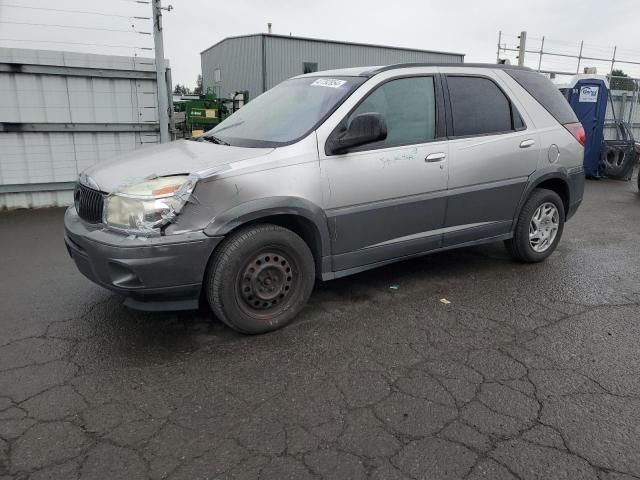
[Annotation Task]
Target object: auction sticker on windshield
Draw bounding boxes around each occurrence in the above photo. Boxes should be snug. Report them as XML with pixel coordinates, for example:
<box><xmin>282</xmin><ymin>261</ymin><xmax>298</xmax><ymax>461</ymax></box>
<box><xmin>311</xmin><ymin>78</ymin><xmax>347</xmax><ymax>88</ymax></box>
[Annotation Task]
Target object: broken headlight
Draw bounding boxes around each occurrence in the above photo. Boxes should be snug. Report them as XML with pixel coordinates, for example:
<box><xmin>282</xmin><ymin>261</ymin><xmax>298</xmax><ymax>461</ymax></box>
<box><xmin>103</xmin><ymin>175</ymin><xmax>197</xmax><ymax>235</ymax></box>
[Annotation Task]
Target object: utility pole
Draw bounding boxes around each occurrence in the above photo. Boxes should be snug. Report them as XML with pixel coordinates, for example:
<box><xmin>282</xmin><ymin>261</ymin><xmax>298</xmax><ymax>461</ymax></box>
<box><xmin>576</xmin><ymin>40</ymin><xmax>584</xmax><ymax>74</ymax></box>
<box><xmin>152</xmin><ymin>0</ymin><xmax>170</xmax><ymax>143</ymax></box>
<box><xmin>517</xmin><ymin>31</ymin><xmax>527</xmax><ymax>66</ymax></box>
<box><xmin>610</xmin><ymin>45</ymin><xmax>617</xmax><ymax>75</ymax></box>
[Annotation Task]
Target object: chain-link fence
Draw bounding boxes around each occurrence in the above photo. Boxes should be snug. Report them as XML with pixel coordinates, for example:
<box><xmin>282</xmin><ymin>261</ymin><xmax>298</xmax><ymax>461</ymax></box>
<box><xmin>497</xmin><ymin>31</ymin><xmax>640</xmax><ymax>141</ymax></box>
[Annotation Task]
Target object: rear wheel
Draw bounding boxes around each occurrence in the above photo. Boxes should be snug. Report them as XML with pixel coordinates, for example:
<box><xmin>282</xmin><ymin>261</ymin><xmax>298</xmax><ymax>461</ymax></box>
<box><xmin>505</xmin><ymin>188</ymin><xmax>565</xmax><ymax>263</ymax></box>
<box><xmin>205</xmin><ymin>224</ymin><xmax>315</xmax><ymax>334</ymax></box>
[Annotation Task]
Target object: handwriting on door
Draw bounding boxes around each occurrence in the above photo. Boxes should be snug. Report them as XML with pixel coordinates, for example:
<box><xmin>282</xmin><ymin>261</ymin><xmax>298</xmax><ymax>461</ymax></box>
<box><xmin>378</xmin><ymin>147</ymin><xmax>418</xmax><ymax>168</ymax></box>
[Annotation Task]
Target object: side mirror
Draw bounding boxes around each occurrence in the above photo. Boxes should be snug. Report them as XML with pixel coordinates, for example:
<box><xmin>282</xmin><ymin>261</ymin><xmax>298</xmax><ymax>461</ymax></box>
<box><xmin>327</xmin><ymin>112</ymin><xmax>387</xmax><ymax>154</ymax></box>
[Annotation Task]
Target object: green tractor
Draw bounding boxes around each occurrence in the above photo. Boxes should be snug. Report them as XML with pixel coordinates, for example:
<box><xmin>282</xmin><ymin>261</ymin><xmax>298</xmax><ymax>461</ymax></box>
<box><xmin>177</xmin><ymin>88</ymin><xmax>248</xmax><ymax>138</ymax></box>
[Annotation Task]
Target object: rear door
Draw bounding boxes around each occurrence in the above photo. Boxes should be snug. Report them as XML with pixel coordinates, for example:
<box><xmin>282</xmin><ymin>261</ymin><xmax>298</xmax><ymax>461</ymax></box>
<box><xmin>317</xmin><ymin>73</ymin><xmax>449</xmax><ymax>272</ymax></box>
<box><xmin>442</xmin><ymin>71</ymin><xmax>539</xmax><ymax>246</ymax></box>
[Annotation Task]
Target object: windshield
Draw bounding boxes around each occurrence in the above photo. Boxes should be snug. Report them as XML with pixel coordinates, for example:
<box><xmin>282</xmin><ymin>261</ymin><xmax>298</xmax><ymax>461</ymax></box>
<box><xmin>205</xmin><ymin>76</ymin><xmax>365</xmax><ymax>147</ymax></box>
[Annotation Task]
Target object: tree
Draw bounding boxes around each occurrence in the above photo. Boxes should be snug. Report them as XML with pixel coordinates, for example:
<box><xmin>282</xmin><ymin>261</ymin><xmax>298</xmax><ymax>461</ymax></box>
<box><xmin>173</xmin><ymin>83</ymin><xmax>191</xmax><ymax>95</ymax></box>
<box><xmin>193</xmin><ymin>74</ymin><xmax>203</xmax><ymax>95</ymax></box>
<box><xmin>610</xmin><ymin>69</ymin><xmax>636</xmax><ymax>91</ymax></box>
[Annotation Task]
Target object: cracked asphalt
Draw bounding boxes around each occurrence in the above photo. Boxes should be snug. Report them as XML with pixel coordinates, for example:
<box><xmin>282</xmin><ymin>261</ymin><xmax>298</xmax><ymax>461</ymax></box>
<box><xmin>2</xmin><ymin>176</ymin><xmax>640</xmax><ymax>480</ymax></box>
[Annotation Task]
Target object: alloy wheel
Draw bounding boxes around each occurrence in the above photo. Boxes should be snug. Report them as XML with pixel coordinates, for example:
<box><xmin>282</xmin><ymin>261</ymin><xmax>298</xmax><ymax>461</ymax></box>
<box><xmin>529</xmin><ymin>202</ymin><xmax>559</xmax><ymax>253</ymax></box>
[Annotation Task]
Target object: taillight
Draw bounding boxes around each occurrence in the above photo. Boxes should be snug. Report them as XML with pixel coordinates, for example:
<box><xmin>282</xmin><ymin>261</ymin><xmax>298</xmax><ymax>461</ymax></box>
<box><xmin>564</xmin><ymin>122</ymin><xmax>586</xmax><ymax>146</ymax></box>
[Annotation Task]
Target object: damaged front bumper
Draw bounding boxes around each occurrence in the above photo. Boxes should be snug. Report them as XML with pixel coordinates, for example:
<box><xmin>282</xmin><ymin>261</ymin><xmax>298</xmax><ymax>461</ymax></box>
<box><xmin>64</xmin><ymin>206</ymin><xmax>223</xmax><ymax>311</ymax></box>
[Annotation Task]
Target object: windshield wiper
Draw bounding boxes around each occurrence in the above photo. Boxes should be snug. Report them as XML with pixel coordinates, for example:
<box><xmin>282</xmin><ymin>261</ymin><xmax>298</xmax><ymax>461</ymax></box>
<box><xmin>200</xmin><ymin>134</ymin><xmax>230</xmax><ymax>146</ymax></box>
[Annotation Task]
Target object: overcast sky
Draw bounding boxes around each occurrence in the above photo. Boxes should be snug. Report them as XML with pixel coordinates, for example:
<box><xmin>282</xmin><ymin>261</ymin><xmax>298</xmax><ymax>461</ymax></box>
<box><xmin>1</xmin><ymin>0</ymin><xmax>639</xmax><ymax>88</ymax></box>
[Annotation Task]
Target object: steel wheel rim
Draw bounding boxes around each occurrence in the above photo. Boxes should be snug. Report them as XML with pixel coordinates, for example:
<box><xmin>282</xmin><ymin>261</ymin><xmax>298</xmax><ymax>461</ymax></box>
<box><xmin>529</xmin><ymin>202</ymin><xmax>559</xmax><ymax>253</ymax></box>
<box><xmin>236</xmin><ymin>250</ymin><xmax>296</xmax><ymax>319</ymax></box>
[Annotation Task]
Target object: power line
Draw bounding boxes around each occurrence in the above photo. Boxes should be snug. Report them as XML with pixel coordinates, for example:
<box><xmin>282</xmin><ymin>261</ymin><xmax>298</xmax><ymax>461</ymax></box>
<box><xmin>0</xmin><ymin>20</ymin><xmax>151</xmax><ymax>35</ymax></box>
<box><xmin>0</xmin><ymin>38</ymin><xmax>153</xmax><ymax>51</ymax></box>
<box><xmin>0</xmin><ymin>3</ymin><xmax>150</xmax><ymax>20</ymax></box>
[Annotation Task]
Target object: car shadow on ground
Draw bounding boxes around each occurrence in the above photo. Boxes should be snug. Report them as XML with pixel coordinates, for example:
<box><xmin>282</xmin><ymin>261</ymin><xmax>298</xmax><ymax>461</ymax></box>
<box><xmin>72</xmin><ymin>241</ymin><xmax>516</xmax><ymax>365</ymax></box>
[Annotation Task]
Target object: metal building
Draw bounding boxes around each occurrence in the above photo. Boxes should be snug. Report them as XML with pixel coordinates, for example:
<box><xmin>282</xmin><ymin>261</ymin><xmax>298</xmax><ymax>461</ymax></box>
<box><xmin>201</xmin><ymin>34</ymin><xmax>465</xmax><ymax>99</ymax></box>
<box><xmin>0</xmin><ymin>47</ymin><xmax>165</xmax><ymax>209</ymax></box>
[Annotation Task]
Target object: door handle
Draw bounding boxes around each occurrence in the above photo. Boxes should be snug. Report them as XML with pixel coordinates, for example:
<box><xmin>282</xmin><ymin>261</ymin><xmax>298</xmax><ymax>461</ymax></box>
<box><xmin>425</xmin><ymin>152</ymin><xmax>447</xmax><ymax>162</ymax></box>
<box><xmin>520</xmin><ymin>139</ymin><xmax>536</xmax><ymax>148</ymax></box>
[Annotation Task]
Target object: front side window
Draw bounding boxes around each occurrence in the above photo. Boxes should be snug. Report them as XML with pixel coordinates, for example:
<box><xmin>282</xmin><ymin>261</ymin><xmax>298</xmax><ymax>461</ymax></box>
<box><xmin>447</xmin><ymin>76</ymin><xmax>523</xmax><ymax>137</ymax></box>
<box><xmin>206</xmin><ymin>76</ymin><xmax>365</xmax><ymax>147</ymax></box>
<box><xmin>343</xmin><ymin>76</ymin><xmax>437</xmax><ymax>150</ymax></box>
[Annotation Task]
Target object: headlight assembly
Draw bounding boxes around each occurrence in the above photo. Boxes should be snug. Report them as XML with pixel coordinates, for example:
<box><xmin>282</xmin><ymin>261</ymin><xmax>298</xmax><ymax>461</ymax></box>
<box><xmin>103</xmin><ymin>175</ymin><xmax>197</xmax><ymax>235</ymax></box>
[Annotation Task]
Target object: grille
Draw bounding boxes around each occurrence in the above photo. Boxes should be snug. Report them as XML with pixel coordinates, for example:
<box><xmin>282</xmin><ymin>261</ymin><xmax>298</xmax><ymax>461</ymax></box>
<box><xmin>74</xmin><ymin>183</ymin><xmax>105</xmax><ymax>223</ymax></box>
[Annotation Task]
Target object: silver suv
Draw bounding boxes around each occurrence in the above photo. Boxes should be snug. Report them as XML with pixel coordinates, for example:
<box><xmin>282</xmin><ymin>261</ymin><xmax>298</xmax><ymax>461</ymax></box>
<box><xmin>65</xmin><ymin>63</ymin><xmax>585</xmax><ymax>333</ymax></box>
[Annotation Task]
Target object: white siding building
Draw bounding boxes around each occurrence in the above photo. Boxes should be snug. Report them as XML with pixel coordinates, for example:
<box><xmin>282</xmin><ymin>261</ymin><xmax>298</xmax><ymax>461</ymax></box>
<box><xmin>0</xmin><ymin>48</ymin><xmax>164</xmax><ymax>208</ymax></box>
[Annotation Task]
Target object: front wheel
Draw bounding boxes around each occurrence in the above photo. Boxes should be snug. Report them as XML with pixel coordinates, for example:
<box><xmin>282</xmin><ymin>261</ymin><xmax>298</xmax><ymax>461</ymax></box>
<box><xmin>205</xmin><ymin>224</ymin><xmax>315</xmax><ymax>334</ymax></box>
<box><xmin>505</xmin><ymin>188</ymin><xmax>565</xmax><ymax>263</ymax></box>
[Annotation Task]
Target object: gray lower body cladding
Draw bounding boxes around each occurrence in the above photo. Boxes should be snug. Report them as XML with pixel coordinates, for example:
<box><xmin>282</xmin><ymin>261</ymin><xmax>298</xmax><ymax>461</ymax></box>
<box><xmin>64</xmin><ymin>208</ymin><xmax>222</xmax><ymax>311</ymax></box>
<box><xmin>566</xmin><ymin>170</ymin><xmax>585</xmax><ymax>220</ymax></box>
<box><xmin>327</xmin><ymin>178</ymin><xmax>527</xmax><ymax>271</ymax></box>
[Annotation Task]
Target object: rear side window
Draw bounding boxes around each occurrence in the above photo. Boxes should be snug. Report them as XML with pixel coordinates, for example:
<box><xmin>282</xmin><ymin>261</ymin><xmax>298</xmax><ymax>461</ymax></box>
<box><xmin>447</xmin><ymin>76</ymin><xmax>518</xmax><ymax>137</ymax></box>
<box><xmin>505</xmin><ymin>69</ymin><xmax>578</xmax><ymax>124</ymax></box>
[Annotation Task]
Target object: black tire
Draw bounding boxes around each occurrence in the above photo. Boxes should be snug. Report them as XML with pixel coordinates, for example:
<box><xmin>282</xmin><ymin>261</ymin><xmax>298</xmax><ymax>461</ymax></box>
<box><xmin>505</xmin><ymin>188</ymin><xmax>565</xmax><ymax>263</ymax></box>
<box><xmin>601</xmin><ymin>145</ymin><xmax>637</xmax><ymax>180</ymax></box>
<box><xmin>601</xmin><ymin>146</ymin><xmax>625</xmax><ymax>176</ymax></box>
<box><xmin>205</xmin><ymin>224</ymin><xmax>315</xmax><ymax>334</ymax></box>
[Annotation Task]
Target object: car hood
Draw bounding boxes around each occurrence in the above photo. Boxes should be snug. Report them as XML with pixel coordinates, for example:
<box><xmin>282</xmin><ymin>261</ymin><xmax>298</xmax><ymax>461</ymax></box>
<box><xmin>81</xmin><ymin>140</ymin><xmax>273</xmax><ymax>193</ymax></box>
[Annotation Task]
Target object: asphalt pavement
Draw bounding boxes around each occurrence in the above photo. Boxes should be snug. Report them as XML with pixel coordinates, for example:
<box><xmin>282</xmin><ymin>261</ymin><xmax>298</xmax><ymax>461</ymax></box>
<box><xmin>1</xmin><ymin>177</ymin><xmax>640</xmax><ymax>480</ymax></box>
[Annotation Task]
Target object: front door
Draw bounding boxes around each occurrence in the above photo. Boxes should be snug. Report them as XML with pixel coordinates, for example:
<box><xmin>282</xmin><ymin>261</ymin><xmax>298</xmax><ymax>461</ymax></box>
<box><xmin>318</xmin><ymin>75</ymin><xmax>449</xmax><ymax>272</ymax></box>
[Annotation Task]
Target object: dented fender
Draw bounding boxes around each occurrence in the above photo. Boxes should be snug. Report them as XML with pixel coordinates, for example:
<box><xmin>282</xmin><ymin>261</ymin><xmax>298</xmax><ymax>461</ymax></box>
<box><xmin>203</xmin><ymin>196</ymin><xmax>332</xmax><ymax>258</ymax></box>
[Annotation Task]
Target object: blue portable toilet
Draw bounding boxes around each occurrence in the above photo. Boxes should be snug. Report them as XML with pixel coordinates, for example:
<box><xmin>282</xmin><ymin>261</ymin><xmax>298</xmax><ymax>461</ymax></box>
<box><xmin>561</xmin><ymin>75</ymin><xmax>609</xmax><ymax>177</ymax></box>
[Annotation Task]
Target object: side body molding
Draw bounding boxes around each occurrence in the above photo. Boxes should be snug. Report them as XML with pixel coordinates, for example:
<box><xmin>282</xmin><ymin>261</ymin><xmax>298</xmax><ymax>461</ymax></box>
<box><xmin>203</xmin><ymin>196</ymin><xmax>332</xmax><ymax>273</ymax></box>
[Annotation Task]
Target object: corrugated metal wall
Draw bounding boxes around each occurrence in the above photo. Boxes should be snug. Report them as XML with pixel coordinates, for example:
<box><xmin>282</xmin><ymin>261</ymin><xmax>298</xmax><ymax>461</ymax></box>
<box><xmin>264</xmin><ymin>36</ymin><xmax>464</xmax><ymax>91</ymax></box>
<box><xmin>201</xmin><ymin>36</ymin><xmax>263</xmax><ymax>100</ymax></box>
<box><xmin>201</xmin><ymin>34</ymin><xmax>464</xmax><ymax>99</ymax></box>
<box><xmin>0</xmin><ymin>48</ymin><xmax>161</xmax><ymax>209</ymax></box>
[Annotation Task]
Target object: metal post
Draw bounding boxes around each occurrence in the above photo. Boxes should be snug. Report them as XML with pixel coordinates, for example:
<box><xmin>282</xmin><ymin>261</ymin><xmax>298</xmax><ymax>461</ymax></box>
<box><xmin>628</xmin><ymin>80</ymin><xmax>638</xmax><ymax>124</ymax></box>
<box><xmin>576</xmin><ymin>40</ymin><xmax>583</xmax><ymax>74</ymax></box>
<box><xmin>166</xmin><ymin>66</ymin><xmax>175</xmax><ymax>140</ymax></box>
<box><xmin>517</xmin><ymin>31</ymin><xmax>527</xmax><ymax>66</ymax></box>
<box><xmin>152</xmin><ymin>0</ymin><xmax>170</xmax><ymax>143</ymax></box>
<box><xmin>610</xmin><ymin>46</ymin><xmax>617</xmax><ymax>75</ymax></box>
<box><xmin>537</xmin><ymin>36</ymin><xmax>545</xmax><ymax>71</ymax></box>
<box><xmin>496</xmin><ymin>31</ymin><xmax>502</xmax><ymax>63</ymax></box>
<box><xmin>619</xmin><ymin>92</ymin><xmax>627</xmax><ymax>121</ymax></box>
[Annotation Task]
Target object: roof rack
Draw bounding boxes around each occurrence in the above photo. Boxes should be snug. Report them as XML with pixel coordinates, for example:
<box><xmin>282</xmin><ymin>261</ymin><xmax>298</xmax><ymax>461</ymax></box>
<box><xmin>363</xmin><ymin>63</ymin><xmax>533</xmax><ymax>77</ymax></box>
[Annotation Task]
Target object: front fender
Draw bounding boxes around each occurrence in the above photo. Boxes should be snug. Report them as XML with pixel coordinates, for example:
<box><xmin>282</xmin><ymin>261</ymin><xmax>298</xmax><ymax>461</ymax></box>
<box><xmin>203</xmin><ymin>196</ymin><xmax>331</xmax><ymax>258</ymax></box>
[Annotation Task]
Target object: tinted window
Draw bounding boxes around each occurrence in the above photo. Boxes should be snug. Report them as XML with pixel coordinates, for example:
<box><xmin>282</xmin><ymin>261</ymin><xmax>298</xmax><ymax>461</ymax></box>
<box><xmin>514</xmin><ymin>109</ymin><xmax>525</xmax><ymax>129</ymax></box>
<box><xmin>506</xmin><ymin>69</ymin><xmax>578</xmax><ymax>124</ymax></box>
<box><xmin>207</xmin><ymin>76</ymin><xmax>365</xmax><ymax>147</ymax></box>
<box><xmin>448</xmin><ymin>76</ymin><xmax>513</xmax><ymax>136</ymax></box>
<box><xmin>346</xmin><ymin>76</ymin><xmax>436</xmax><ymax>149</ymax></box>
